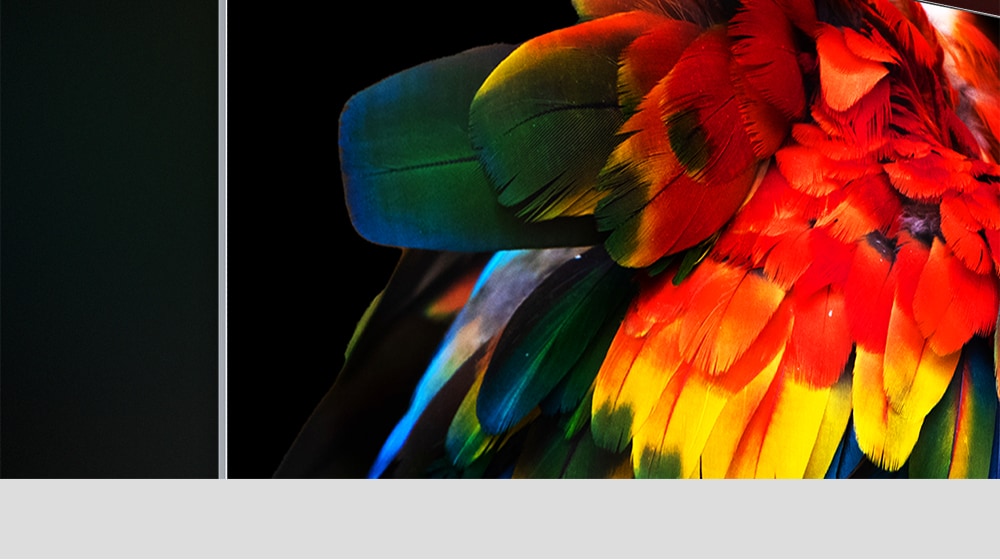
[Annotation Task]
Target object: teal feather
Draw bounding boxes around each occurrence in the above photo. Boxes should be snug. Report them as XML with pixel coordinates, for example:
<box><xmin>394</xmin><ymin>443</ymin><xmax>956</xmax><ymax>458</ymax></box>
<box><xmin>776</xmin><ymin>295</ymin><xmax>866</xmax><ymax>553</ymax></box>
<box><xmin>476</xmin><ymin>248</ymin><xmax>633</xmax><ymax>434</ymax></box>
<box><xmin>376</xmin><ymin>248</ymin><xmax>587</xmax><ymax>476</ymax></box>
<box><xmin>539</xmin><ymin>307</ymin><xmax>627</xmax><ymax>416</ymax></box>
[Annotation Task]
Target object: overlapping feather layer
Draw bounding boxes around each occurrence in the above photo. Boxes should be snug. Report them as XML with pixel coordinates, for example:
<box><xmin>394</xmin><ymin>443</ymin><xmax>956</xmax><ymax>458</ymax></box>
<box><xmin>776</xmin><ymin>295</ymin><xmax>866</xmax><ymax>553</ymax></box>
<box><xmin>338</xmin><ymin>0</ymin><xmax>1000</xmax><ymax>478</ymax></box>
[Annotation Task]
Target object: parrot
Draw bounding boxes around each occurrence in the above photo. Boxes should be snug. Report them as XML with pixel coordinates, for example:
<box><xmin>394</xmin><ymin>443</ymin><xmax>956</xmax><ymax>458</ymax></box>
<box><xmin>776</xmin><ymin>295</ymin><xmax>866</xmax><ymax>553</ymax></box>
<box><xmin>277</xmin><ymin>0</ymin><xmax>1000</xmax><ymax>478</ymax></box>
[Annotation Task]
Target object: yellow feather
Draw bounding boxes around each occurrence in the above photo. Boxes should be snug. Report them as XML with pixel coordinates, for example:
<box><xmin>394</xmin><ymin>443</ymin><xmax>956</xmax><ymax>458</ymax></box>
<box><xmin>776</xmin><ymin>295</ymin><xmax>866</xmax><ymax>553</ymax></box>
<box><xmin>853</xmin><ymin>347</ymin><xmax>926</xmax><ymax>471</ymax></box>
<box><xmin>883</xmin><ymin>301</ymin><xmax>960</xmax><ymax>419</ymax></box>
<box><xmin>755</xmin><ymin>378</ymin><xmax>833</xmax><ymax>478</ymax></box>
<box><xmin>593</xmin><ymin>321</ymin><xmax>683</xmax><ymax>449</ymax></box>
<box><xmin>630</xmin><ymin>365</ymin><xmax>688</xmax><ymax>476</ymax></box>
<box><xmin>447</xmin><ymin>373</ymin><xmax>496</xmax><ymax>466</ymax></box>
<box><xmin>611</xmin><ymin>324</ymin><xmax>681</xmax><ymax>427</ymax></box>
<box><xmin>803</xmin><ymin>372</ymin><xmax>853</xmax><ymax>478</ymax></box>
<box><xmin>653</xmin><ymin>372</ymin><xmax>730</xmax><ymax>478</ymax></box>
<box><xmin>699</xmin><ymin>346</ymin><xmax>784</xmax><ymax>478</ymax></box>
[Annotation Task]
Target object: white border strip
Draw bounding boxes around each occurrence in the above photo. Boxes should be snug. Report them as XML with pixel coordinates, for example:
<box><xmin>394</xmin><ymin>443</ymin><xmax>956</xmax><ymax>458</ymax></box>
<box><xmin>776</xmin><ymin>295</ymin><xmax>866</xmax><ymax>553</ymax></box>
<box><xmin>1</xmin><ymin>480</ymin><xmax>998</xmax><ymax>557</ymax></box>
<box><xmin>218</xmin><ymin>0</ymin><xmax>228</xmax><ymax>480</ymax></box>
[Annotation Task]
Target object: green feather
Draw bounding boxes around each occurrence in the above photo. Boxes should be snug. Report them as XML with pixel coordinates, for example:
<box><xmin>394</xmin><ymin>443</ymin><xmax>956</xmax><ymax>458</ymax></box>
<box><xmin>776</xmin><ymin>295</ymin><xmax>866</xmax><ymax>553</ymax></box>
<box><xmin>341</xmin><ymin>45</ymin><xmax>601</xmax><ymax>251</ymax></box>
<box><xmin>468</xmin><ymin>15</ymin><xmax>657</xmax><ymax>222</ymax></box>
<box><xmin>591</xmin><ymin>401</ymin><xmax>636</xmax><ymax>453</ymax></box>
<box><xmin>445</xmin><ymin>378</ymin><xmax>496</xmax><ymax>469</ymax></box>
<box><xmin>956</xmin><ymin>339</ymin><xmax>997</xmax><ymax>478</ymax></box>
<box><xmin>908</xmin><ymin>368</ymin><xmax>959</xmax><ymax>478</ymax></box>
<box><xmin>909</xmin><ymin>339</ymin><xmax>996</xmax><ymax>478</ymax></box>
<box><xmin>563</xmin><ymin>431</ymin><xmax>632</xmax><ymax>478</ymax></box>
<box><xmin>512</xmin><ymin>417</ymin><xmax>575</xmax><ymax>478</ymax></box>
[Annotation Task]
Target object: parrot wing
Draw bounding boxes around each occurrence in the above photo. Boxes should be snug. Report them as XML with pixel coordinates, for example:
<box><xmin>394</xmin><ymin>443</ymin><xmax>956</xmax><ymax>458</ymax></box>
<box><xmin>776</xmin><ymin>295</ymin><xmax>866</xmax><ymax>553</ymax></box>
<box><xmin>305</xmin><ymin>0</ymin><xmax>1000</xmax><ymax>478</ymax></box>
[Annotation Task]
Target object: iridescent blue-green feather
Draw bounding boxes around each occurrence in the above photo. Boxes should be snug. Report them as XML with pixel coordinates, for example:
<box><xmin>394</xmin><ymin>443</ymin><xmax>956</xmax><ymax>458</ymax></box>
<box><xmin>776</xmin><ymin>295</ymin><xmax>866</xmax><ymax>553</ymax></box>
<box><xmin>341</xmin><ymin>45</ymin><xmax>601</xmax><ymax>252</ymax></box>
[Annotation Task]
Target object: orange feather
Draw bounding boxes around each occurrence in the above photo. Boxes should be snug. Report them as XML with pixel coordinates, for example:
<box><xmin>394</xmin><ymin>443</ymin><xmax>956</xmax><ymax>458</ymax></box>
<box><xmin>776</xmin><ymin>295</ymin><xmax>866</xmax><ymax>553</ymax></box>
<box><xmin>815</xmin><ymin>23</ymin><xmax>891</xmax><ymax>112</ymax></box>
<box><xmin>775</xmin><ymin>144</ymin><xmax>881</xmax><ymax>197</ymax></box>
<box><xmin>676</xmin><ymin>261</ymin><xmax>787</xmax><ymax>376</ymax></box>
<box><xmin>815</xmin><ymin>173</ymin><xmax>901</xmax><ymax>243</ymax></box>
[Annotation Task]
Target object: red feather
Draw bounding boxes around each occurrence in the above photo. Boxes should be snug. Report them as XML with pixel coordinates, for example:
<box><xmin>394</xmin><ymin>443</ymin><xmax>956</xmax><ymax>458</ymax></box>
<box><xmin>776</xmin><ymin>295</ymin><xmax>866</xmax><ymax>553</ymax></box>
<box><xmin>912</xmin><ymin>238</ymin><xmax>999</xmax><ymax>356</ymax></box>
<box><xmin>781</xmin><ymin>285</ymin><xmax>853</xmax><ymax>387</ymax></box>
<box><xmin>617</xmin><ymin>19</ymin><xmax>702</xmax><ymax>114</ymax></box>
<box><xmin>940</xmin><ymin>192</ymin><xmax>994</xmax><ymax>275</ymax></box>
<box><xmin>661</xmin><ymin>28</ymin><xmax>758</xmax><ymax>185</ymax></box>
<box><xmin>728</xmin><ymin>0</ymin><xmax>807</xmax><ymax>119</ymax></box>
<box><xmin>844</xmin><ymin>236</ymin><xmax>896</xmax><ymax>352</ymax></box>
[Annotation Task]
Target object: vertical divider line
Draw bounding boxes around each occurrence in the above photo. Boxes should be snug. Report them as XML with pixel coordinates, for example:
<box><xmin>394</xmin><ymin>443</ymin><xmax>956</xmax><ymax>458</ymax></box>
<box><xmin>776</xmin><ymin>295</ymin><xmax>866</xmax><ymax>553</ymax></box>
<box><xmin>218</xmin><ymin>0</ymin><xmax>228</xmax><ymax>480</ymax></box>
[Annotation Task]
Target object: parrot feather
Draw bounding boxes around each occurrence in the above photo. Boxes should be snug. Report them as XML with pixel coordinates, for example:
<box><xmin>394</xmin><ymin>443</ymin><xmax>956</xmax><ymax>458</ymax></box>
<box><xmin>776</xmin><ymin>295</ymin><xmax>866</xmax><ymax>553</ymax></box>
<box><xmin>909</xmin><ymin>338</ymin><xmax>997</xmax><ymax>477</ymax></box>
<box><xmin>803</xmin><ymin>370</ymin><xmax>854</xmax><ymax>478</ymax></box>
<box><xmin>562</xmin><ymin>428</ymin><xmax>635</xmax><ymax>477</ymax></box>
<box><xmin>823</xmin><ymin>418</ymin><xmax>866</xmax><ymax>478</ymax></box>
<box><xmin>698</xmin><ymin>343</ymin><xmax>784</xmax><ymax>477</ymax></box>
<box><xmin>852</xmin><ymin>346</ymin><xmax>926</xmax><ymax>471</ymax></box>
<box><xmin>911</xmin><ymin>238</ymin><xmax>999</xmax><ymax>355</ymax></box>
<box><xmin>780</xmin><ymin>286</ymin><xmax>852</xmax><ymax>388</ymax></box>
<box><xmin>341</xmin><ymin>45</ymin><xmax>602</xmax><ymax>251</ymax></box>
<box><xmin>844</xmin><ymin>233</ymin><xmax>896</xmax><ymax>352</ymax></box>
<box><xmin>470</xmin><ymin>12</ymin><xmax>667</xmax><ymax>221</ymax></box>
<box><xmin>815</xmin><ymin>23</ymin><xmax>890</xmax><ymax>112</ymax></box>
<box><xmin>742</xmin><ymin>375</ymin><xmax>833</xmax><ymax>478</ymax></box>
<box><xmin>617</xmin><ymin>19</ymin><xmax>703</xmax><ymax>115</ymax></box>
<box><xmin>728</xmin><ymin>0</ymin><xmax>807</xmax><ymax>120</ymax></box>
<box><xmin>676</xmin><ymin>261</ymin><xmax>787</xmax><ymax>375</ymax></box>
<box><xmin>511</xmin><ymin>415</ymin><xmax>576</xmax><ymax>478</ymax></box>
<box><xmin>942</xmin><ymin>338</ymin><xmax>996</xmax><ymax>478</ymax></box>
<box><xmin>637</xmin><ymin>370</ymin><xmax>729</xmax><ymax>478</ymax></box>
<box><xmin>477</xmin><ymin>248</ymin><xmax>633</xmax><ymax>433</ymax></box>
<box><xmin>592</xmin><ymin>320</ymin><xmax>684</xmax><ymax>452</ymax></box>
<box><xmin>660</xmin><ymin>28</ymin><xmax>759</xmax><ymax>185</ymax></box>
<box><xmin>369</xmin><ymin>248</ymin><xmax>586</xmax><ymax>477</ymax></box>
<box><xmin>540</xmin><ymin>297</ymin><xmax>628</xmax><ymax>415</ymax></box>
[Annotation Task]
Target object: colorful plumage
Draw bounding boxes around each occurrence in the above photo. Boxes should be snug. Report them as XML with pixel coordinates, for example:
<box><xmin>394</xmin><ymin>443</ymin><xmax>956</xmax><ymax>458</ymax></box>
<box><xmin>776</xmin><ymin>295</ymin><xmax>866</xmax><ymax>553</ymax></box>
<box><xmin>281</xmin><ymin>0</ymin><xmax>1000</xmax><ymax>478</ymax></box>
